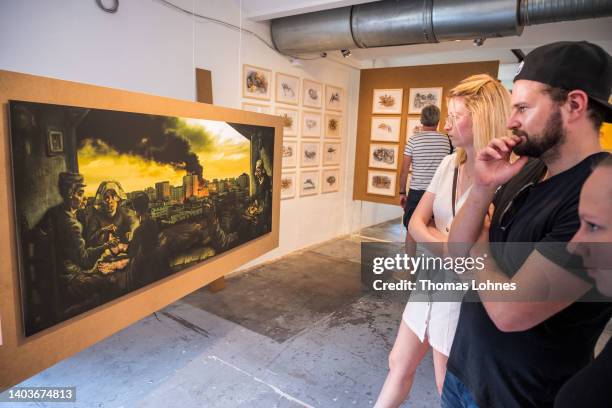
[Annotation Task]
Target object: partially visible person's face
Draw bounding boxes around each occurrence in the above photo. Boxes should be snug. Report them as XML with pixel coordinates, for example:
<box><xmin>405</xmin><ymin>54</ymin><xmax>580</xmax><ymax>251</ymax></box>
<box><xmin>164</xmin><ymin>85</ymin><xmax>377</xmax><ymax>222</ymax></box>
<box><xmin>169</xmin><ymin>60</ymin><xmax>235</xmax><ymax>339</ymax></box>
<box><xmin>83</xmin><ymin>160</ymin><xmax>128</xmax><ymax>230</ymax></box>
<box><xmin>69</xmin><ymin>187</ymin><xmax>86</xmax><ymax>210</ymax></box>
<box><xmin>444</xmin><ymin>97</ymin><xmax>473</xmax><ymax>148</ymax></box>
<box><xmin>507</xmin><ymin>80</ymin><xmax>566</xmax><ymax>159</ymax></box>
<box><xmin>567</xmin><ymin>166</ymin><xmax>612</xmax><ymax>297</ymax></box>
<box><xmin>103</xmin><ymin>190</ymin><xmax>119</xmax><ymax>215</ymax></box>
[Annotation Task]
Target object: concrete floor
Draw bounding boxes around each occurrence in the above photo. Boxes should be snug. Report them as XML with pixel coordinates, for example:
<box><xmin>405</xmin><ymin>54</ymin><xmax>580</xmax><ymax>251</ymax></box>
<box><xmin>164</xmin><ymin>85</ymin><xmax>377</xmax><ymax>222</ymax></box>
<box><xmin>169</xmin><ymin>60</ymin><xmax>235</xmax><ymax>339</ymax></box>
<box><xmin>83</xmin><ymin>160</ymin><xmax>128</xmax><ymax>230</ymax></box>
<box><xmin>9</xmin><ymin>218</ymin><xmax>612</xmax><ymax>407</ymax></box>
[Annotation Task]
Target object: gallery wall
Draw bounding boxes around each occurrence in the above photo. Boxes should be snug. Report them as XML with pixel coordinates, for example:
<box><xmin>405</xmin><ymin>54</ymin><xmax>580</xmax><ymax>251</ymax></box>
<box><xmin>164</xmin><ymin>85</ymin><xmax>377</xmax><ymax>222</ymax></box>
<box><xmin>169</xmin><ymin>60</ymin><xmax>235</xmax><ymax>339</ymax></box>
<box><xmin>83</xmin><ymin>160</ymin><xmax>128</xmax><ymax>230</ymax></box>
<box><xmin>0</xmin><ymin>0</ymin><xmax>402</xmax><ymax>274</ymax></box>
<box><xmin>354</xmin><ymin>61</ymin><xmax>500</xmax><ymax>205</ymax></box>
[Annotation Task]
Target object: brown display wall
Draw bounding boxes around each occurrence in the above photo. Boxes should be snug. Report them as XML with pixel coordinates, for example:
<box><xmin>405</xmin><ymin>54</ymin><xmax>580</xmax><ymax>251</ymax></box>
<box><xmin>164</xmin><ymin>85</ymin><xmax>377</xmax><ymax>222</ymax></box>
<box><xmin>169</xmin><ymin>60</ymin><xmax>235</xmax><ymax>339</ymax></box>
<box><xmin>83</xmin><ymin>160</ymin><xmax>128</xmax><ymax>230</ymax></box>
<box><xmin>0</xmin><ymin>70</ymin><xmax>283</xmax><ymax>389</ymax></box>
<box><xmin>353</xmin><ymin>61</ymin><xmax>500</xmax><ymax>205</ymax></box>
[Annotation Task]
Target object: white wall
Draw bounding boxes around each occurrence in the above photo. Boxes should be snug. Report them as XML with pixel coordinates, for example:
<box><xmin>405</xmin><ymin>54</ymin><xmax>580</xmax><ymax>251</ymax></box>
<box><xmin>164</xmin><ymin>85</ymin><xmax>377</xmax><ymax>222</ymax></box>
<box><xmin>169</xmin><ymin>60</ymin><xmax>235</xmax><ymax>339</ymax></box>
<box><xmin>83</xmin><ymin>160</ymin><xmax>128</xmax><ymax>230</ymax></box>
<box><xmin>0</xmin><ymin>0</ymin><xmax>401</xmax><ymax>270</ymax></box>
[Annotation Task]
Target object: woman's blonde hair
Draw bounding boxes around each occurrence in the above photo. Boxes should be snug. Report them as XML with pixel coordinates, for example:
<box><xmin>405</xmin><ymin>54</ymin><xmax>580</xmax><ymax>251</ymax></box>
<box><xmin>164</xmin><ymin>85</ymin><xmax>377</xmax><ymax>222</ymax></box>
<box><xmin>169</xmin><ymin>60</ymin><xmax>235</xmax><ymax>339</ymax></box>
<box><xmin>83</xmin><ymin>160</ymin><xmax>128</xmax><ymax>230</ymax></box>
<box><xmin>448</xmin><ymin>74</ymin><xmax>512</xmax><ymax>165</ymax></box>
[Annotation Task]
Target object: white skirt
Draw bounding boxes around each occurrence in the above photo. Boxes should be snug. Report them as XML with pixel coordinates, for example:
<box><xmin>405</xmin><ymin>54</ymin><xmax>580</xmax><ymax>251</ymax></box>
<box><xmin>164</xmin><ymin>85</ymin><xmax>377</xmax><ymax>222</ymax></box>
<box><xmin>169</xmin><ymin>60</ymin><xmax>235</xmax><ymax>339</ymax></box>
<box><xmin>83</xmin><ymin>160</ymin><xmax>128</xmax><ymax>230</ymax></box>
<box><xmin>402</xmin><ymin>294</ymin><xmax>462</xmax><ymax>356</ymax></box>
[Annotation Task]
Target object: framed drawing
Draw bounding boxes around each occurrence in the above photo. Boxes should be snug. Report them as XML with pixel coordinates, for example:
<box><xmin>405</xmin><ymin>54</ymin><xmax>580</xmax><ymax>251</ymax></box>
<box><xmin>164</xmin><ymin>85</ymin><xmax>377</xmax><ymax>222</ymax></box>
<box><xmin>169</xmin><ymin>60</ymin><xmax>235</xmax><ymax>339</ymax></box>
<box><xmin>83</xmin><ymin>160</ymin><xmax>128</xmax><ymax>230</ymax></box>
<box><xmin>369</xmin><ymin>143</ymin><xmax>399</xmax><ymax>170</ymax></box>
<box><xmin>325</xmin><ymin>85</ymin><xmax>343</xmax><ymax>111</ymax></box>
<box><xmin>300</xmin><ymin>141</ymin><xmax>320</xmax><ymax>167</ymax></box>
<box><xmin>275</xmin><ymin>72</ymin><xmax>300</xmax><ymax>105</ymax></box>
<box><xmin>371</xmin><ymin>116</ymin><xmax>401</xmax><ymax>142</ymax></box>
<box><xmin>325</xmin><ymin>114</ymin><xmax>342</xmax><ymax>139</ymax></box>
<box><xmin>242</xmin><ymin>102</ymin><xmax>271</xmax><ymax>114</ymax></box>
<box><xmin>321</xmin><ymin>168</ymin><xmax>340</xmax><ymax>193</ymax></box>
<box><xmin>367</xmin><ymin>170</ymin><xmax>397</xmax><ymax>196</ymax></box>
<box><xmin>0</xmin><ymin>70</ymin><xmax>283</xmax><ymax>390</ymax></box>
<box><xmin>281</xmin><ymin>172</ymin><xmax>296</xmax><ymax>199</ymax></box>
<box><xmin>282</xmin><ymin>140</ymin><xmax>298</xmax><ymax>168</ymax></box>
<box><xmin>300</xmin><ymin>170</ymin><xmax>320</xmax><ymax>196</ymax></box>
<box><xmin>275</xmin><ymin>107</ymin><xmax>299</xmax><ymax>137</ymax></box>
<box><xmin>406</xmin><ymin>116</ymin><xmax>425</xmax><ymax>140</ymax></box>
<box><xmin>408</xmin><ymin>87</ymin><xmax>443</xmax><ymax>114</ymax></box>
<box><xmin>302</xmin><ymin>111</ymin><xmax>322</xmax><ymax>138</ymax></box>
<box><xmin>243</xmin><ymin>64</ymin><xmax>272</xmax><ymax>100</ymax></box>
<box><xmin>322</xmin><ymin>141</ymin><xmax>341</xmax><ymax>166</ymax></box>
<box><xmin>302</xmin><ymin>79</ymin><xmax>323</xmax><ymax>109</ymax></box>
<box><xmin>372</xmin><ymin>88</ymin><xmax>403</xmax><ymax>114</ymax></box>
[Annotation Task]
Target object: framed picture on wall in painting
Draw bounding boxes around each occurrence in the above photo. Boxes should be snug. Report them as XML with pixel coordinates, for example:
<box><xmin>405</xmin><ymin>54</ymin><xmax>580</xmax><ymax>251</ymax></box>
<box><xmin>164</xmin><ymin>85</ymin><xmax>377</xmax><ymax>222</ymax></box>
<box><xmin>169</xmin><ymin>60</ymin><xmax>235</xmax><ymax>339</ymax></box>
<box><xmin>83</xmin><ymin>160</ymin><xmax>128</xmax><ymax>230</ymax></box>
<box><xmin>302</xmin><ymin>79</ymin><xmax>323</xmax><ymax>109</ymax></box>
<box><xmin>324</xmin><ymin>114</ymin><xmax>342</xmax><ymax>139</ymax></box>
<box><xmin>321</xmin><ymin>168</ymin><xmax>340</xmax><ymax>193</ymax></box>
<box><xmin>408</xmin><ymin>87</ymin><xmax>443</xmax><ymax>114</ymax></box>
<box><xmin>300</xmin><ymin>170</ymin><xmax>320</xmax><ymax>196</ymax></box>
<box><xmin>242</xmin><ymin>102</ymin><xmax>271</xmax><ymax>114</ymax></box>
<box><xmin>372</xmin><ymin>89</ymin><xmax>403</xmax><ymax>114</ymax></box>
<box><xmin>243</xmin><ymin>64</ymin><xmax>272</xmax><ymax>100</ymax></box>
<box><xmin>406</xmin><ymin>116</ymin><xmax>425</xmax><ymax>140</ymax></box>
<box><xmin>275</xmin><ymin>72</ymin><xmax>300</xmax><ymax>105</ymax></box>
<box><xmin>368</xmin><ymin>143</ymin><xmax>399</xmax><ymax>170</ymax></box>
<box><xmin>282</xmin><ymin>140</ymin><xmax>297</xmax><ymax>168</ymax></box>
<box><xmin>371</xmin><ymin>116</ymin><xmax>401</xmax><ymax>142</ymax></box>
<box><xmin>300</xmin><ymin>141</ymin><xmax>320</xmax><ymax>167</ymax></box>
<box><xmin>275</xmin><ymin>107</ymin><xmax>299</xmax><ymax>137</ymax></box>
<box><xmin>367</xmin><ymin>170</ymin><xmax>397</xmax><ymax>196</ymax></box>
<box><xmin>281</xmin><ymin>172</ymin><xmax>296</xmax><ymax>199</ymax></box>
<box><xmin>325</xmin><ymin>85</ymin><xmax>343</xmax><ymax>111</ymax></box>
<box><xmin>322</xmin><ymin>141</ymin><xmax>341</xmax><ymax>166</ymax></box>
<box><xmin>302</xmin><ymin>111</ymin><xmax>322</xmax><ymax>138</ymax></box>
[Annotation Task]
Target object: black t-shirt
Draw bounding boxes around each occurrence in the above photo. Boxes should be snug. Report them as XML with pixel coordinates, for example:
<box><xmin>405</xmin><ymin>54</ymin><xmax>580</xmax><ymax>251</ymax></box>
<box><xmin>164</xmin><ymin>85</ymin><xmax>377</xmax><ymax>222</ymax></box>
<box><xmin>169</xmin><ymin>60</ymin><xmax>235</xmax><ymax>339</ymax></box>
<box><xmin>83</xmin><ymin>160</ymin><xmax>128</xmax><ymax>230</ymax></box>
<box><xmin>555</xmin><ymin>339</ymin><xmax>612</xmax><ymax>408</ymax></box>
<box><xmin>447</xmin><ymin>152</ymin><xmax>612</xmax><ymax>408</ymax></box>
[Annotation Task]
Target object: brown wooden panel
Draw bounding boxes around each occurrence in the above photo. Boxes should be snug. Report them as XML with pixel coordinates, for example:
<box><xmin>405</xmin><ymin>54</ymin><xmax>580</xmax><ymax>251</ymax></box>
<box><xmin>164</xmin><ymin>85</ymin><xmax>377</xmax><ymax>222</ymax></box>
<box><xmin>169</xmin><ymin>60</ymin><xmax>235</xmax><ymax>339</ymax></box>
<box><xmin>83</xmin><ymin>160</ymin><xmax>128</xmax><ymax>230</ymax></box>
<box><xmin>195</xmin><ymin>68</ymin><xmax>213</xmax><ymax>104</ymax></box>
<box><xmin>0</xmin><ymin>70</ymin><xmax>283</xmax><ymax>389</ymax></box>
<box><xmin>353</xmin><ymin>61</ymin><xmax>500</xmax><ymax>205</ymax></box>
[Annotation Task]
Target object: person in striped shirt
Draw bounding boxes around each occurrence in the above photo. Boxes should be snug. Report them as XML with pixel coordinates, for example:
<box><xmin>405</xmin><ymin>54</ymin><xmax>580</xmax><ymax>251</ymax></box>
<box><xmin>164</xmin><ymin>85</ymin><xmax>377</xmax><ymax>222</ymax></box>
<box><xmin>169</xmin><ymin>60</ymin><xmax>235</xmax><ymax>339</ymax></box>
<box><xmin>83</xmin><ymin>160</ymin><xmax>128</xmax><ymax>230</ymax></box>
<box><xmin>399</xmin><ymin>105</ymin><xmax>451</xmax><ymax>257</ymax></box>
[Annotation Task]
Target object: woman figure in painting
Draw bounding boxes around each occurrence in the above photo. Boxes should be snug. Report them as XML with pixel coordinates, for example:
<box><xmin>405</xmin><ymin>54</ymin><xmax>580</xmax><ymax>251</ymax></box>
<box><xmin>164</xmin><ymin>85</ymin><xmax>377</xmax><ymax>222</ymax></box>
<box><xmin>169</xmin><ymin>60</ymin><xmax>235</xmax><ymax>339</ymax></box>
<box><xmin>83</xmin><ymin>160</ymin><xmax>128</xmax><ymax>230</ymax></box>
<box><xmin>85</xmin><ymin>180</ymin><xmax>138</xmax><ymax>247</ymax></box>
<box><xmin>375</xmin><ymin>74</ymin><xmax>512</xmax><ymax>407</ymax></box>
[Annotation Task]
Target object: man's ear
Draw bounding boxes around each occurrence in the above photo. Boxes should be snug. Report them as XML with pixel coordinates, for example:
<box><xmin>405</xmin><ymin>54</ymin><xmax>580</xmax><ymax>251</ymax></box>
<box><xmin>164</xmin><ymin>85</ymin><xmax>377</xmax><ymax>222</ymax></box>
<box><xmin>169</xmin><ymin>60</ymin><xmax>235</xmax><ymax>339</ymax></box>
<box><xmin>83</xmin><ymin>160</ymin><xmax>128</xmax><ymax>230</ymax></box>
<box><xmin>565</xmin><ymin>90</ymin><xmax>589</xmax><ymax>122</ymax></box>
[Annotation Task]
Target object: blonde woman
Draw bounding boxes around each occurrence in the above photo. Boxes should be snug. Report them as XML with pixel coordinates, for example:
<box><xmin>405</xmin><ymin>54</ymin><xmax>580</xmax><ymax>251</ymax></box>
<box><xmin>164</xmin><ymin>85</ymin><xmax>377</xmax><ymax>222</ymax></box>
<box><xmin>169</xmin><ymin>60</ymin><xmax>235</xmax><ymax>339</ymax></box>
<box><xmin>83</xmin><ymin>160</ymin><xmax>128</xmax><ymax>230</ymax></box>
<box><xmin>375</xmin><ymin>74</ymin><xmax>511</xmax><ymax>407</ymax></box>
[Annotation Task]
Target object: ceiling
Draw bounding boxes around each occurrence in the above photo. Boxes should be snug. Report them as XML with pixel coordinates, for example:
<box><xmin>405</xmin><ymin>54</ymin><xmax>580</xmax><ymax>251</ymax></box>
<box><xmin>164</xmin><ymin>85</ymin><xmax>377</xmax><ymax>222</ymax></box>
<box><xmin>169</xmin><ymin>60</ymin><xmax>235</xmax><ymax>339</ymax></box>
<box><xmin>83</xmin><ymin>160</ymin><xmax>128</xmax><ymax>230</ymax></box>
<box><xmin>239</xmin><ymin>0</ymin><xmax>612</xmax><ymax>69</ymax></box>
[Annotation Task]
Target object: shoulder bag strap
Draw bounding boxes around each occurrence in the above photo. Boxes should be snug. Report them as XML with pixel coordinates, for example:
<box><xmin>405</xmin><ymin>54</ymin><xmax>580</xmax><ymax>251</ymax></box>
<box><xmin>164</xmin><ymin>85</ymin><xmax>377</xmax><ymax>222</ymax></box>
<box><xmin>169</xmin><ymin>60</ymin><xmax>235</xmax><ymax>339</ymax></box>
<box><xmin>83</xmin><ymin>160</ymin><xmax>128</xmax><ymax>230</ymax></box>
<box><xmin>452</xmin><ymin>166</ymin><xmax>459</xmax><ymax>217</ymax></box>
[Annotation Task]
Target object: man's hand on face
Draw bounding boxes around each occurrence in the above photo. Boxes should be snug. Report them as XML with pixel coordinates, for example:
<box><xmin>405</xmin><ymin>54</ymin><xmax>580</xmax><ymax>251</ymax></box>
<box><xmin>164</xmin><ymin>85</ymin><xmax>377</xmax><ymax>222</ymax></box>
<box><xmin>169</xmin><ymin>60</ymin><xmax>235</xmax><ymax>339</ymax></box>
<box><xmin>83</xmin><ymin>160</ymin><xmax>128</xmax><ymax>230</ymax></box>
<box><xmin>474</xmin><ymin>135</ymin><xmax>529</xmax><ymax>190</ymax></box>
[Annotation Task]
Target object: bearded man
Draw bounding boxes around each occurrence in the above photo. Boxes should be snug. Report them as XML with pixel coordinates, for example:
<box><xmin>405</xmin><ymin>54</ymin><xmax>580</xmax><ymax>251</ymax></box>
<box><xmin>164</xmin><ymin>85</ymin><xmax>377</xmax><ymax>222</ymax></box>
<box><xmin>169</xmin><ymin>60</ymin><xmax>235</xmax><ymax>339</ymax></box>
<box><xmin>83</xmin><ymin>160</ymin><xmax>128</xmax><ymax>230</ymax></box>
<box><xmin>445</xmin><ymin>41</ymin><xmax>612</xmax><ymax>407</ymax></box>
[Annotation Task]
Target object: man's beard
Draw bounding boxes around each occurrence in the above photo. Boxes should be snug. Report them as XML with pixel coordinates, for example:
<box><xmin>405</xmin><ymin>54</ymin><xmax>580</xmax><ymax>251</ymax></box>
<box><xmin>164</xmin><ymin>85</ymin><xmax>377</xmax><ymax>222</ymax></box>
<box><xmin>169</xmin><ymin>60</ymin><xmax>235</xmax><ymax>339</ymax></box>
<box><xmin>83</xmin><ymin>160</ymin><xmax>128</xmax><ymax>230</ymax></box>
<box><xmin>512</xmin><ymin>108</ymin><xmax>565</xmax><ymax>159</ymax></box>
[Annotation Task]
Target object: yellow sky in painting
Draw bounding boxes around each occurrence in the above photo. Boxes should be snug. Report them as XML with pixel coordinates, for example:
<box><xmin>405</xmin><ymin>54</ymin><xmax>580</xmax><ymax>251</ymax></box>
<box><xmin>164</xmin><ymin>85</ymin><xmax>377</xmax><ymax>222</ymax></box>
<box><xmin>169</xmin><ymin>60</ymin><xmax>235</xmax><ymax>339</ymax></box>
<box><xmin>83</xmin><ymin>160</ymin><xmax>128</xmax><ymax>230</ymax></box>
<box><xmin>78</xmin><ymin>119</ymin><xmax>250</xmax><ymax>197</ymax></box>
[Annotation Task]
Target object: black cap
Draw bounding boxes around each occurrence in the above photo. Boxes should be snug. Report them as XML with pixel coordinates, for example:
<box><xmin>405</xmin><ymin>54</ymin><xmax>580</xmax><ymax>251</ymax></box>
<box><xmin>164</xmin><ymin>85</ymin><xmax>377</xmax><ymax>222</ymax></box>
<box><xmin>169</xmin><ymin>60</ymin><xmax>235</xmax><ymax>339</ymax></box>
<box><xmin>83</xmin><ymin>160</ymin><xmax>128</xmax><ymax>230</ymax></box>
<box><xmin>58</xmin><ymin>172</ymin><xmax>86</xmax><ymax>188</ymax></box>
<box><xmin>514</xmin><ymin>41</ymin><xmax>612</xmax><ymax>122</ymax></box>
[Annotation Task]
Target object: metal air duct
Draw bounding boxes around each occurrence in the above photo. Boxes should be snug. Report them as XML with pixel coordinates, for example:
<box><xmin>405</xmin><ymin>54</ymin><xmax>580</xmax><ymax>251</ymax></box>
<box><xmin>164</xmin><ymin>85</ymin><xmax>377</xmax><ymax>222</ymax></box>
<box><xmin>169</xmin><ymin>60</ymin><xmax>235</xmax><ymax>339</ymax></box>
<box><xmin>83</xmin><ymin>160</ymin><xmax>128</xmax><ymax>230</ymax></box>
<box><xmin>270</xmin><ymin>0</ymin><xmax>612</xmax><ymax>55</ymax></box>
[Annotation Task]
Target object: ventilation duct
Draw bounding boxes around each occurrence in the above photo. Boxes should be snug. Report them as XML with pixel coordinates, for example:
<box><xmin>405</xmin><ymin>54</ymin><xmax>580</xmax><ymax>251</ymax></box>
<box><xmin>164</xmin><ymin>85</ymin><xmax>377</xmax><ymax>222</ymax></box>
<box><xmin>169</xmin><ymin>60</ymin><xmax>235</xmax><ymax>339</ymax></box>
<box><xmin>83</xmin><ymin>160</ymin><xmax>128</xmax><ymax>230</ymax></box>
<box><xmin>271</xmin><ymin>0</ymin><xmax>612</xmax><ymax>55</ymax></box>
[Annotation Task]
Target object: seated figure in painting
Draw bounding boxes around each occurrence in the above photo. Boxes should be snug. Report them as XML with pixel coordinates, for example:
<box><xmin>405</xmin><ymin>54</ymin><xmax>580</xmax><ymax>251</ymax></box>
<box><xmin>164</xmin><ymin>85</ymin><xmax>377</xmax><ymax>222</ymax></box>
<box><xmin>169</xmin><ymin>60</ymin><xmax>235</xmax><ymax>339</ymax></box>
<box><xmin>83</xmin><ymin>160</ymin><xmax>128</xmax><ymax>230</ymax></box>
<box><xmin>244</xmin><ymin>159</ymin><xmax>272</xmax><ymax>236</ymax></box>
<box><xmin>85</xmin><ymin>180</ymin><xmax>138</xmax><ymax>247</ymax></box>
<box><xmin>37</xmin><ymin>172</ymin><xmax>123</xmax><ymax>316</ymax></box>
<box><xmin>127</xmin><ymin>193</ymin><xmax>169</xmax><ymax>289</ymax></box>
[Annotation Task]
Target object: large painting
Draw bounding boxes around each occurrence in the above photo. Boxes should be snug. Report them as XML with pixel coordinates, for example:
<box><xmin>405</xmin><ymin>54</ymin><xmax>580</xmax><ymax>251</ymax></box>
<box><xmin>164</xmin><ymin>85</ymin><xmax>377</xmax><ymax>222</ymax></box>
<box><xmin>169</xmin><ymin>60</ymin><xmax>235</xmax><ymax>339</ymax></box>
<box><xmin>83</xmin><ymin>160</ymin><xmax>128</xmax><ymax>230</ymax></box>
<box><xmin>9</xmin><ymin>100</ymin><xmax>275</xmax><ymax>336</ymax></box>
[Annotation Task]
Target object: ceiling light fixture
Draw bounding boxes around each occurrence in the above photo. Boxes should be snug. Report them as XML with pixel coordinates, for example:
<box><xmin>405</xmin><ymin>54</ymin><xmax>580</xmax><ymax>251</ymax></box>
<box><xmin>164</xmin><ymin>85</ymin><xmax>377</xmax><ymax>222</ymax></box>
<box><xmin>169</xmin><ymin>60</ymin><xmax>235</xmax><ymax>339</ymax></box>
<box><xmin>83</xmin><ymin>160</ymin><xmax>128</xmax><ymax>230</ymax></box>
<box><xmin>341</xmin><ymin>49</ymin><xmax>352</xmax><ymax>57</ymax></box>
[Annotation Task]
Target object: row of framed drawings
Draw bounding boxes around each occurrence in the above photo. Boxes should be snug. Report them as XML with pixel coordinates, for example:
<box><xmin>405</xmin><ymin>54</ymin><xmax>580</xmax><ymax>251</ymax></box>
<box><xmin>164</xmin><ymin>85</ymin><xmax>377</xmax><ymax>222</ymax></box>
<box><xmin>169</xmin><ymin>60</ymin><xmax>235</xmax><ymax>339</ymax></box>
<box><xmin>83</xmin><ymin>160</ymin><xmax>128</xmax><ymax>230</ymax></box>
<box><xmin>243</xmin><ymin>64</ymin><xmax>344</xmax><ymax>111</ymax></box>
<box><xmin>281</xmin><ymin>168</ymin><xmax>340</xmax><ymax>199</ymax></box>
<box><xmin>282</xmin><ymin>140</ymin><xmax>341</xmax><ymax>168</ymax></box>
<box><xmin>244</xmin><ymin>103</ymin><xmax>343</xmax><ymax>139</ymax></box>
<box><xmin>372</xmin><ymin>87</ymin><xmax>443</xmax><ymax>115</ymax></box>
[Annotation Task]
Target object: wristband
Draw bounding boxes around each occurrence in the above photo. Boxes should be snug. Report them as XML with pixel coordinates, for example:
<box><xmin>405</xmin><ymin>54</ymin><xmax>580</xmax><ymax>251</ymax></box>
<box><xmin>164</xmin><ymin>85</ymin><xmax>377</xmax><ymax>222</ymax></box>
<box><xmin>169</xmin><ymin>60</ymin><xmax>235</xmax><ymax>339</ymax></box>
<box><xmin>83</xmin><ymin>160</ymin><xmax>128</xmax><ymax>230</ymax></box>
<box><xmin>399</xmin><ymin>191</ymin><xmax>406</xmax><ymax>195</ymax></box>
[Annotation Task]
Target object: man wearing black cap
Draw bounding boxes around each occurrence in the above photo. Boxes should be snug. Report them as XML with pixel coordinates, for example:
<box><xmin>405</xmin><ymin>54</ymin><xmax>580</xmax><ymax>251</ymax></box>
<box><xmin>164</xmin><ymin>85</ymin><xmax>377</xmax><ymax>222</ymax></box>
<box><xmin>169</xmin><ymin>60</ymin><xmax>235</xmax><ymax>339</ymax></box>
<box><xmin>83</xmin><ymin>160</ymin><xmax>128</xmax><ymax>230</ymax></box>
<box><xmin>445</xmin><ymin>41</ymin><xmax>612</xmax><ymax>407</ymax></box>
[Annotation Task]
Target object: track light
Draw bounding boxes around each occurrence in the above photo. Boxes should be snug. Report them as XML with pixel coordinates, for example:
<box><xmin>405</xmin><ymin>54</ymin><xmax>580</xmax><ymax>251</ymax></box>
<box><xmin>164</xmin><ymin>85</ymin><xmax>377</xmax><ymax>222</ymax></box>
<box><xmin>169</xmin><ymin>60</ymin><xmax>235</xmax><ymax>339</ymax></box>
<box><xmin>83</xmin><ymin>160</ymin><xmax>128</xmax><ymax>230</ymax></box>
<box><xmin>341</xmin><ymin>49</ymin><xmax>352</xmax><ymax>57</ymax></box>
